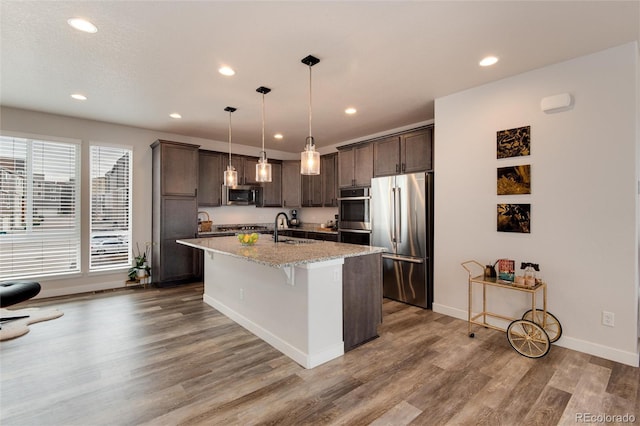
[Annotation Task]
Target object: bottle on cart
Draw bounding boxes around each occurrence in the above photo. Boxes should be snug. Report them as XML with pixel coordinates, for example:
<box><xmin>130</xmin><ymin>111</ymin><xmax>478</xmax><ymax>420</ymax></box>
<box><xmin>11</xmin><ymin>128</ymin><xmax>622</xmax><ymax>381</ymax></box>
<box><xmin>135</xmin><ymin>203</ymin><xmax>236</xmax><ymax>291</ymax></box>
<box><xmin>523</xmin><ymin>262</ymin><xmax>536</xmax><ymax>286</ymax></box>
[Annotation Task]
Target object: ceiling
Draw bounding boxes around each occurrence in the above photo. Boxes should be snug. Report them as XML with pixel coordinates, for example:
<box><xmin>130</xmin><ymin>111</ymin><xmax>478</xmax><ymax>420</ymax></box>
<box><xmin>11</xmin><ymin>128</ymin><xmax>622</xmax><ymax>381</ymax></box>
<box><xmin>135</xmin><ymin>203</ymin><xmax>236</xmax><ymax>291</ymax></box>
<box><xmin>1</xmin><ymin>1</ymin><xmax>638</xmax><ymax>153</ymax></box>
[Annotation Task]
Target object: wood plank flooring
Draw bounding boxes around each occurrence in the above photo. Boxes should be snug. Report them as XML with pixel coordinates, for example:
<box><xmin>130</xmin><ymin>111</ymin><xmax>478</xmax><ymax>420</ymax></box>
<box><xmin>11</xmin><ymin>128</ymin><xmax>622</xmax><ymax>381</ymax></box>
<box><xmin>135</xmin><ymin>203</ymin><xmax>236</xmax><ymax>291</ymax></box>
<box><xmin>1</xmin><ymin>283</ymin><xmax>638</xmax><ymax>425</ymax></box>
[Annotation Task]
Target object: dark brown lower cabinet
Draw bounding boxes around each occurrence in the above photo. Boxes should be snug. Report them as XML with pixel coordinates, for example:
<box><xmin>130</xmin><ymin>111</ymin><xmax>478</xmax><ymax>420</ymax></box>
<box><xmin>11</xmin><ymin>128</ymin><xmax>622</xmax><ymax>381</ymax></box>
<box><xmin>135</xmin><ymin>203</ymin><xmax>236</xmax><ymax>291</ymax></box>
<box><xmin>342</xmin><ymin>253</ymin><xmax>382</xmax><ymax>352</ymax></box>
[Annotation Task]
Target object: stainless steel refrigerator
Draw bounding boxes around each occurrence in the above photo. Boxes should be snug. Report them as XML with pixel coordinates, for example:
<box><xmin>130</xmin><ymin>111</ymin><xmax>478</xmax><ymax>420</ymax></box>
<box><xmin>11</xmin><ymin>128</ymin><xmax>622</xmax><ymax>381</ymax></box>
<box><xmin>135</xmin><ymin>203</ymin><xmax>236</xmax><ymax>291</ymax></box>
<box><xmin>371</xmin><ymin>172</ymin><xmax>433</xmax><ymax>309</ymax></box>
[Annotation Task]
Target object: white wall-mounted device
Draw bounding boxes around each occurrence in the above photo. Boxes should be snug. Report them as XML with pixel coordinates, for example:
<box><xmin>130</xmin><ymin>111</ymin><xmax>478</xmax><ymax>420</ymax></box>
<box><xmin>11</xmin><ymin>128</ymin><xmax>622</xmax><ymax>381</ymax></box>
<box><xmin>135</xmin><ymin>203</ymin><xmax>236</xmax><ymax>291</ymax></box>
<box><xmin>541</xmin><ymin>93</ymin><xmax>573</xmax><ymax>113</ymax></box>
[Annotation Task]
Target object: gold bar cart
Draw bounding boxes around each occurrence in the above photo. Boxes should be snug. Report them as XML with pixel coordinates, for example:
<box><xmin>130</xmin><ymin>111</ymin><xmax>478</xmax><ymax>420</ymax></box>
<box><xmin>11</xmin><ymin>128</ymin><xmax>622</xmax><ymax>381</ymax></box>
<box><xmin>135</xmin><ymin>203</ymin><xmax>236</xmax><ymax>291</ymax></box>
<box><xmin>461</xmin><ymin>260</ymin><xmax>562</xmax><ymax>358</ymax></box>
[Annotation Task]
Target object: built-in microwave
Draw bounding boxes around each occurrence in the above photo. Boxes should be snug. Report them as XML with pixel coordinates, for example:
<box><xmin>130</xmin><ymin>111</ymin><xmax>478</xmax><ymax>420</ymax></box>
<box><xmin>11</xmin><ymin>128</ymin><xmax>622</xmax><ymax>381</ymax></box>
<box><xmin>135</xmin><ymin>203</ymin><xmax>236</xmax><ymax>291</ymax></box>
<box><xmin>338</xmin><ymin>187</ymin><xmax>371</xmax><ymax>231</ymax></box>
<box><xmin>222</xmin><ymin>185</ymin><xmax>262</xmax><ymax>206</ymax></box>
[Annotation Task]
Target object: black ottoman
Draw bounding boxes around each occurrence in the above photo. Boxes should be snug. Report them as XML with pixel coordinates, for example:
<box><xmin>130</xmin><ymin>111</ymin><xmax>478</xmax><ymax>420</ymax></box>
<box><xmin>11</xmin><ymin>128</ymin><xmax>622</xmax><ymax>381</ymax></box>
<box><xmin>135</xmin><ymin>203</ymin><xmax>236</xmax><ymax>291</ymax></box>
<box><xmin>0</xmin><ymin>281</ymin><xmax>41</xmax><ymax>326</ymax></box>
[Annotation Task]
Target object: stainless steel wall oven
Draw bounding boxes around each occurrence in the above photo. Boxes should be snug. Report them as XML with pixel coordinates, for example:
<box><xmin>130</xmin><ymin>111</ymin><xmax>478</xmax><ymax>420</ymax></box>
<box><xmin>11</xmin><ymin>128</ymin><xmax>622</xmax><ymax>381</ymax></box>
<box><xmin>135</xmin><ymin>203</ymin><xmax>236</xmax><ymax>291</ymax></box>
<box><xmin>338</xmin><ymin>187</ymin><xmax>371</xmax><ymax>245</ymax></box>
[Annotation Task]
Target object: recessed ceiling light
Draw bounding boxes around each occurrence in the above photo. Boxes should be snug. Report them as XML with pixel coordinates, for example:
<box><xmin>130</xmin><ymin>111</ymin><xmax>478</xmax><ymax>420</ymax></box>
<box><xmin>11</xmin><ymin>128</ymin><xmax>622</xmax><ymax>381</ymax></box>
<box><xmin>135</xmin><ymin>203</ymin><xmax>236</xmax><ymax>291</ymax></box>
<box><xmin>479</xmin><ymin>56</ymin><xmax>499</xmax><ymax>67</ymax></box>
<box><xmin>274</xmin><ymin>133</ymin><xmax>283</xmax><ymax>140</ymax></box>
<box><xmin>218</xmin><ymin>66</ymin><xmax>235</xmax><ymax>76</ymax></box>
<box><xmin>70</xmin><ymin>93</ymin><xmax>87</xmax><ymax>101</ymax></box>
<box><xmin>345</xmin><ymin>107</ymin><xmax>357</xmax><ymax>115</ymax></box>
<box><xmin>169</xmin><ymin>113</ymin><xmax>182</xmax><ymax>119</ymax></box>
<box><xmin>67</xmin><ymin>18</ymin><xmax>97</xmax><ymax>33</ymax></box>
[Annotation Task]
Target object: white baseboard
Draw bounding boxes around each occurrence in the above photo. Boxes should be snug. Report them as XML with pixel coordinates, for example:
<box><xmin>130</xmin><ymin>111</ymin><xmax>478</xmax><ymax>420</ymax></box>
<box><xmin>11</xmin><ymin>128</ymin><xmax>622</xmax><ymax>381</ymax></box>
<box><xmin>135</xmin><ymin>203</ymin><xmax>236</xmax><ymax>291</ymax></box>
<box><xmin>433</xmin><ymin>303</ymin><xmax>467</xmax><ymax>320</ymax></box>
<box><xmin>557</xmin><ymin>336</ymin><xmax>639</xmax><ymax>367</ymax></box>
<box><xmin>432</xmin><ymin>303</ymin><xmax>639</xmax><ymax>367</ymax></box>
<box><xmin>37</xmin><ymin>280</ymin><xmax>127</xmax><ymax>299</ymax></box>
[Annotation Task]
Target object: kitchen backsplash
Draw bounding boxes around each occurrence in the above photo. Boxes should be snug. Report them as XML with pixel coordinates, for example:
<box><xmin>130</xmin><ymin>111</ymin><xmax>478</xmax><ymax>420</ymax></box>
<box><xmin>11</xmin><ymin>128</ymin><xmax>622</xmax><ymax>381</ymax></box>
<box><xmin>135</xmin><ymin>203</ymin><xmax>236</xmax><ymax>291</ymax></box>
<box><xmin>198</xmin><ymin>206</ymin><xmax>338</xmax><ymax>226</ymax></box>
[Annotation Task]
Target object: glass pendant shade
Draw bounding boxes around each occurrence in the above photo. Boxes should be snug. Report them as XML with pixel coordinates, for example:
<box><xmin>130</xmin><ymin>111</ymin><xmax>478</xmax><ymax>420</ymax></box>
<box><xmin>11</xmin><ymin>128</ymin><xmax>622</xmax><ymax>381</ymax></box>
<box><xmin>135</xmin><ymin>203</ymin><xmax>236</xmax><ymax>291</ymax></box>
<box><xmin>256</xmin><ymin>151</ymin><xmax>272</xmax><ymax>182</ymax></box>
<box><xmin>300</xmin><ymin>137</ymin><xmax>320</xmax><ymax>175</ymax></box>
<box><xmin>224</xmin><ymin>164</ymin><xmax>237</xmax><ymax>187</ymax></box>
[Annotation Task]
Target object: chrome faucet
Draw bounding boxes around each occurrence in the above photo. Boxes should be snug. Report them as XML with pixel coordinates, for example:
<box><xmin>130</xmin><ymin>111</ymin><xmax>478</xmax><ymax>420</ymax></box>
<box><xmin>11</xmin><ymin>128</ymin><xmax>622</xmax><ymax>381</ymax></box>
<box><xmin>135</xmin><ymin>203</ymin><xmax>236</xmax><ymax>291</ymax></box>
<box><xmin>273</xmin><ymin>212</ymin><xmax>289</xmax><ymax>242</ymax></box>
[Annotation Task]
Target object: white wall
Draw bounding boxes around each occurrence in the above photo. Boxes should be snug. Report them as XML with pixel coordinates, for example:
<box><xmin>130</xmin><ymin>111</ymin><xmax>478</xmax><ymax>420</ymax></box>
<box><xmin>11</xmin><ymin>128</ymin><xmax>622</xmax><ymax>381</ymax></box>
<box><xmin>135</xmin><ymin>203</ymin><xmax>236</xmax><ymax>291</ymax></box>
<box><xmin>433</xmin><ymin>42</ymin><xmax>639</xmax><ymax>366</ymax></box>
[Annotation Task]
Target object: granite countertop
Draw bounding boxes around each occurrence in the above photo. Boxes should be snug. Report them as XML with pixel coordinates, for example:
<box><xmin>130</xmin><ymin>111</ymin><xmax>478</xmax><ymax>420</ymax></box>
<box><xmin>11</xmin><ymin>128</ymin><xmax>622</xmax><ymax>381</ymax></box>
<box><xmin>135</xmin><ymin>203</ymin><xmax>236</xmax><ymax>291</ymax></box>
<box><xmin>177</xmin><ymin>236</ymin><xmax>384</xmax><ymax>268</ymax></box>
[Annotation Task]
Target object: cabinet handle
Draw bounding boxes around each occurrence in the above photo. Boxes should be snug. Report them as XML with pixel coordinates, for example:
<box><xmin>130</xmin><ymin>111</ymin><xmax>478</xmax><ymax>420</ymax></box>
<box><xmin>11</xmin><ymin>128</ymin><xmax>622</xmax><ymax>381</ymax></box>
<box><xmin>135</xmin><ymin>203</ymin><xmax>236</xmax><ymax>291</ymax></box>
<box><xmin>395</xmin><ymin>164</ymin><xmax>399</xmax><ymax>173</ymax></box>
<box><xmin>402</xmin><ymin>163</ymin><xmax>406</xmax><ymax>172</ymax></box>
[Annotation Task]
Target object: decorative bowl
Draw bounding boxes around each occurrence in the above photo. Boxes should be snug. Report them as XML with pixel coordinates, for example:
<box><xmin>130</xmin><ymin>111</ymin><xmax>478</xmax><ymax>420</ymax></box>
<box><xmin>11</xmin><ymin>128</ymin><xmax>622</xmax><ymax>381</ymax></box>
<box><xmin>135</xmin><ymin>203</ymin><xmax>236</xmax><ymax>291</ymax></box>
<box><xmin>237</xmin><ymin>232</ymin><xmax>259</xmax><ymax>246</ymax></box>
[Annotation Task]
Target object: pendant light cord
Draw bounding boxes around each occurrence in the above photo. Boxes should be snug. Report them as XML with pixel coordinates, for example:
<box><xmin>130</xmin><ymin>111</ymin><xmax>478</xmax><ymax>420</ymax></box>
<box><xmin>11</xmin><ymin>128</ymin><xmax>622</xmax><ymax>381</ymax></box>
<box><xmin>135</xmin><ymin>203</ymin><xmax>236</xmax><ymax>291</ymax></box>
<box><xmin>308</xmin><ymin>64</ymin><xmax>313</xmax><ymax>140</ymax></box>
<box><xmin>261</xmin><ymin>92</ymin><xmax>265</xmax><ymax>152</ymax></box>
<box><xmin>228</xmin><ymin>110</ymin><xmax>232</xmax><ymax>166</ymax></box>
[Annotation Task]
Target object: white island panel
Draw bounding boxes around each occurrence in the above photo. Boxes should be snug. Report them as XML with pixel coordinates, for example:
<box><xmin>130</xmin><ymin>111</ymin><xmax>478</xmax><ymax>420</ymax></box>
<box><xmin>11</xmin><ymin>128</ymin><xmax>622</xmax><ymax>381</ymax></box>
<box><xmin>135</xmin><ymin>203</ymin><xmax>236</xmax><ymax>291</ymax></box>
<box><xmin>203</xmin><ymin>251</ymin><xmax>344</xmax><ymax>369</ymax></box>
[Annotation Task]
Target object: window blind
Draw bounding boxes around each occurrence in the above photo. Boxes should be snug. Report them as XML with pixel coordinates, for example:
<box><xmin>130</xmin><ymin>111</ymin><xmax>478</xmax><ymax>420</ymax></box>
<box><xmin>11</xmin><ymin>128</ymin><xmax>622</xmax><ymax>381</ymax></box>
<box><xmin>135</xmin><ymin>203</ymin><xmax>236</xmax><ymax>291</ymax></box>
<box><xmin>89</xmin><ymin>145</ymin><xmax>132</xmax><ymax>271</ymax></box>
<box><xmin>0</xmin><ymin>136</ymin><xmax>81</xmax><ymax>279</ymax></box>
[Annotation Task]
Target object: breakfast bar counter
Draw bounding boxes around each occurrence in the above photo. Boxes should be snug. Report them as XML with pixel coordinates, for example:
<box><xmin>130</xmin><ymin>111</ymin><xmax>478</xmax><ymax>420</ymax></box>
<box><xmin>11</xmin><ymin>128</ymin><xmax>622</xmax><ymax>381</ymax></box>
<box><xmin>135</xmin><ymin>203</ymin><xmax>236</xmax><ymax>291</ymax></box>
<box><xmin>177</xmin><ymin>235</ymin><xmax>383</xmax><ymax>268</ymax></box>
<box><xmin>177</xmin><ymin>236</ymin><xmax>385</xmax><ymax>368</ymax></box>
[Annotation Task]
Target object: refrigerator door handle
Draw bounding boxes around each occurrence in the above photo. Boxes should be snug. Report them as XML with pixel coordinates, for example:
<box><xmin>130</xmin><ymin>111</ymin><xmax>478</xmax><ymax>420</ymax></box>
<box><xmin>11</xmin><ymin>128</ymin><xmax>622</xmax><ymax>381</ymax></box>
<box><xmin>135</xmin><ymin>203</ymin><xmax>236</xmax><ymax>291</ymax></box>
<box><xmin>391</xmin><ymin>187</ymin><xmax>396</xmax><ymax>243</ymax></box>
<box><xmin>382</xmin><ymin>254</ymin><xmax>424</xmax><ymax>264</ymax></box>
<box><xmin>396</xmin><ymin>187</ymin><xmax>402</xmax><ymax>244</ymax></box>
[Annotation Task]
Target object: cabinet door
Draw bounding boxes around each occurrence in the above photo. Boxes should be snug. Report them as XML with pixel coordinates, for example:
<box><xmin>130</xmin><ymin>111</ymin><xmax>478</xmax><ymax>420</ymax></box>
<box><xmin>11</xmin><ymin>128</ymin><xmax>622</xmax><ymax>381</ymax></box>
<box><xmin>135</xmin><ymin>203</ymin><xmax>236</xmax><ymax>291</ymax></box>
<box><xmin>261</xmin><ymin>162</ymin><xmax>282</xmax><ymax>207</ymax></box>
<box><xmin>354</xmin><ymin>144</ymin><xmax>373</xmax><ymax>187</ymax></box>
<box><xmin>162</xmin><ymin>144</ymin><xmax>198</xmax><ymax>196</ymax></box>
<box><xmin>373</xmin><ymin>137</ymin><xmax>401</xmax><ymax>177</ymax></box>
<box><xmin>161</xmin><ymin>196</ymin><xmax>198</xmax><ymax>239</ymax></box>
<box><xmin>230</xmin><ymin>155</ymin><xmax>245</xmax><ymax>184</ymax></box>
<box><xmin>301</xmin><ymin>174</ymin><xmax>322</xmax><ymax>207</ymax></box>
<box><xmin>343</xmin><ymin>253</ymin><xmax>382</xmax><ymax>352</ymax></box>
<box><xmin>243</xmin><ymin>157</ymin><xmax>260</xmax><ymax>185</ymax></box>
<box><xmin>321</xmin><ymin>154</ymin><xmax>338</xmax><ymax>207</ymax></box>
<box><xmin>402</xmin><ymin>128</ymin><xmax>433</xmax><ymax>173</ymax></box>
<box><xmin>198</xmin><ymin>151</ymin><xmax>222</xmax><ymax>206</ymax></box>
<box><xmin>323</xmin><ymin>233</ymin><xmax>338</xmax><ymax>242</ymax></box>
<box><xmin>290</xmin><ymin>230</ymin><xmax>307</xmax><ymax>239</ymax></box>
<box><xmin>338</xmin><ymin>149</ymin><xmax>355</xmax><ymax>188</ymax></box>
<box><xmin>282</xmin><ymin>161</ymin><xmax>301</xmax><ymax>207</ymax></box>
<box><xmin>158</xmin><ymin>196</ymin><xmax>198</xmax><ymax>283</ymax></box>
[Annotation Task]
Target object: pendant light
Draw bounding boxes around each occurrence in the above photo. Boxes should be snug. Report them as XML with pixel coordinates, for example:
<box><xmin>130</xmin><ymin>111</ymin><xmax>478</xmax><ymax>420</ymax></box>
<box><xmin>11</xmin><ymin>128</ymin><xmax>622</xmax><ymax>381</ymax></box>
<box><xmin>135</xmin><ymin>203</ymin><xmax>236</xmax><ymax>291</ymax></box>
<box><xmin>300</xmin><ymin>55</ymin><xmax>320</xmax><ymax>175</ymax></box>
<box><xmin>255</xmin><ymin>86</ymin><xmax>272</xmax><ymax>182</ymax></box>
<box><xmin>223</xmin><ymin>106</ymin><xmax>238</xmax><ymax>187</ymax></box>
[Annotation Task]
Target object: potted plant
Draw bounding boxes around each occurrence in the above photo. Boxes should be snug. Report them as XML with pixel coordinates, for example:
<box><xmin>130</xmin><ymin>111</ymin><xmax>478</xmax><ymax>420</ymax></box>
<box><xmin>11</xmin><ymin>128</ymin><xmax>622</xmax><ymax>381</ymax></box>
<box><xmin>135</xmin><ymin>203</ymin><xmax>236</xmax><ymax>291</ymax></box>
<box><xmin>128</xmin><ymin>242</ymin><xmax>151</xmax><ymax>281</ymax></box>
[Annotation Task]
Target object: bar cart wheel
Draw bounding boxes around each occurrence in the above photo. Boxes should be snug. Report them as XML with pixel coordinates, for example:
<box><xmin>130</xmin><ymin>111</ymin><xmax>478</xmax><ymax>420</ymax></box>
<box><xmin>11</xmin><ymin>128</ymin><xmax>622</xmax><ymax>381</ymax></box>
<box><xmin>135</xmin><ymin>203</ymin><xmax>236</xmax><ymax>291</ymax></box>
<box><xmin>506</xmin><ymin>319</ymin><xmax>551</xmax><ymax>358</ymax></box>
<box><xmin>522</xmin><ymin>309</ymin><xmax>562</xmax><ymax>343</ymax></box>
<box><xmin>469</xmin><ymin>332</ymin><xmax>475</xmax><ymax>338</ymax></box>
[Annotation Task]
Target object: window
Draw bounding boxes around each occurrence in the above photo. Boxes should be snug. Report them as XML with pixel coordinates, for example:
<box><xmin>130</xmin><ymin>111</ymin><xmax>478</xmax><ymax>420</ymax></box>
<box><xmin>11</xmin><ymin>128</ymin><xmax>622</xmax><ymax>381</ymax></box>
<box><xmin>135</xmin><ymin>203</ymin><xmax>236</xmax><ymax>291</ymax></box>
<box><xmin>0</xmin><ymin>135</ymin><xmax>81</xmax><ymax>279</ymax></box>
<box><xmin>90</xmin><ymin>145</ymin><xmax>132</xmax><ymax>271</ymax></box>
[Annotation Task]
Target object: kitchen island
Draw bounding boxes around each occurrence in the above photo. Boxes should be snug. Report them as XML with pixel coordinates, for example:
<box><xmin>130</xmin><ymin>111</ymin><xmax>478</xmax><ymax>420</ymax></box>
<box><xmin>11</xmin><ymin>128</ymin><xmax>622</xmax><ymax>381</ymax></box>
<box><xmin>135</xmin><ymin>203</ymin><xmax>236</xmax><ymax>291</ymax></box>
<box><xmin>177</xmin><ymin>236</ymin><xmax>384</xmax><ymax>368</ymax></box>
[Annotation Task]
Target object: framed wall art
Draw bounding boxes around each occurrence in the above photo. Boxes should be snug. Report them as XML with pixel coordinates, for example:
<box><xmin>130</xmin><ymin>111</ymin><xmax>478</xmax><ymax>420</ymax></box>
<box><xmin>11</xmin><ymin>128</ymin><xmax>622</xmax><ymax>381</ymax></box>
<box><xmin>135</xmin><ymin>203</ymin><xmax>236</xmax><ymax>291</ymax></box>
<box><xmin>497</xmin><ymin>203</ymin><xmax>530</xmax><ymax>233</ymax></box>
<box><xmin>497</xmin><ymin>165</ymin><xmax>531</xmax><ymax>195</ymax></box>
<box><xmin>497</xmin><ymin>125</ymin><xmax>530</xmax><ymax>158</ymax></box>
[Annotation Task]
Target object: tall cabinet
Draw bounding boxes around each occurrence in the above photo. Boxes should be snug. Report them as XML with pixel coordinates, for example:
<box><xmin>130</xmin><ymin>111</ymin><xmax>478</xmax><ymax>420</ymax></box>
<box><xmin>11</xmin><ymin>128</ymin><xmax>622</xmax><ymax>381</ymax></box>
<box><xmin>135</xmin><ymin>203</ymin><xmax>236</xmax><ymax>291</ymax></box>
<box><xmin>151</xmin><ymin>140</ymin><xmax>200</xmax><ymax>287</ymax></box>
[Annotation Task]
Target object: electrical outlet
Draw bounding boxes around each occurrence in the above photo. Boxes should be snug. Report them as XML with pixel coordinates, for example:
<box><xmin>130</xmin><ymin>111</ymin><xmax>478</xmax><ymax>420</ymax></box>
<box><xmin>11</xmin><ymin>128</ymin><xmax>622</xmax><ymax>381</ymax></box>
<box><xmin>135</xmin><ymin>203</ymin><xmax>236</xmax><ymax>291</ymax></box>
<box><xmin>240</xmin><ymin>288</ymin><xmax>244</xmax><ymax>301</ymax></box>
<box><xmin>602</xmin><ymin>311</ymin><xmax>615</xmax><ymax>327</ymax></box>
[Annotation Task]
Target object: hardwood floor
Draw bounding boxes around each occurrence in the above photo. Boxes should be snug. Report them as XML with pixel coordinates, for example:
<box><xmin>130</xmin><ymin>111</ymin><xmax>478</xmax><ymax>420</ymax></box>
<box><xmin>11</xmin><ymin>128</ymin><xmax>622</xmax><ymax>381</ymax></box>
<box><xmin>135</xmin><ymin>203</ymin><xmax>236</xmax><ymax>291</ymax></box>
<box><xmin>1</xmin><ymin>283</ymin><xmax>638</xmax><ymax>425</ymax></box>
